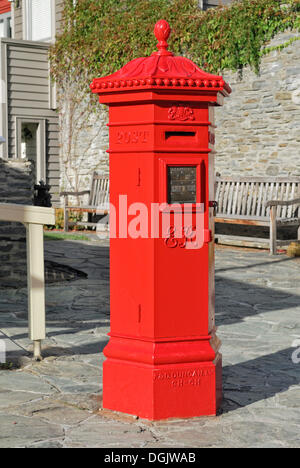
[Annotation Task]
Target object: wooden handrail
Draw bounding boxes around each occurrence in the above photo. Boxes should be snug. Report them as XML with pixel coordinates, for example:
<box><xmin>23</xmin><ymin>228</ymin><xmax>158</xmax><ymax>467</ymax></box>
<box><xmin>0</xmin><ymin>203</ymin><xmax>55</xmax><ymax>225</ymax></box>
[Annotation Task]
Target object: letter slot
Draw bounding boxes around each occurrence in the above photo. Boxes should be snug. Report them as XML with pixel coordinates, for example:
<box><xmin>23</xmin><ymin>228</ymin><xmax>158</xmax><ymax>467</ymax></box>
<box><xmin>165</xmin><ymin>131</ymin><xmax>196</xmax><ymax>144</ymax></box>
<box><xmin>165</xmin><ymin>131</ymin><xmax>196</xmax><ymax>139</ymax></box>
<box><xmin>164</xmin><ymin>130</ymin><xmax>198</xmax><ymax>147</ymax></box>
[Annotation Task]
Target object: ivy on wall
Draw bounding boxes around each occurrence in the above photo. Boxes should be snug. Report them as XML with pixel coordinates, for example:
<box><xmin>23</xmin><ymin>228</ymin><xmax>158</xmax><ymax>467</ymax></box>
<box><xmin>50</xmin><ymin>0</ymin><xmax>300</xmax><ymax>99</ymax></box>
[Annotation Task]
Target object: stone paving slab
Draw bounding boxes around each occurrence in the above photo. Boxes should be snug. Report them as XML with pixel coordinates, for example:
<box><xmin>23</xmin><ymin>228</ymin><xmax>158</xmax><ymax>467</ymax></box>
<box><xmin>0</xmin><ymin>331</ymin><xmax>25</xmax><ymax>362</ymax></box>
<box><xmin>0</xmin><ymin>240</ymin><xmax>299</xmax><ymax>448</ymax></box>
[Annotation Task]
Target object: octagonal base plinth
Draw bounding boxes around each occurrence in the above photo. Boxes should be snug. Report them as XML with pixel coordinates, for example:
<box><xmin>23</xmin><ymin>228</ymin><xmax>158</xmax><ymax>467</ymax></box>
<box><xmin>103</xmin><ymin>353</ymin><xmax>222</xmax><ymax>420</ymax></box>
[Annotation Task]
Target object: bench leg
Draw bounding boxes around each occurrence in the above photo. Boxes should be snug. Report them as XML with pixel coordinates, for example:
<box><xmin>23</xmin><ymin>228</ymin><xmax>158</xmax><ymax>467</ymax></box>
<box><xmin>270</xmin><ymin>206</ymin><xmax>277</xmax><ymax>255</ymax></box>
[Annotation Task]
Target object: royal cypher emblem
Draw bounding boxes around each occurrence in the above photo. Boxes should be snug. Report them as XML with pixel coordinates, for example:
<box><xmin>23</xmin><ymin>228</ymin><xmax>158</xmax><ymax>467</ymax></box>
<box><xmin>168</xmin><ymin>104</ymin><xmax>195</xmax><ymax>121</ymax></box>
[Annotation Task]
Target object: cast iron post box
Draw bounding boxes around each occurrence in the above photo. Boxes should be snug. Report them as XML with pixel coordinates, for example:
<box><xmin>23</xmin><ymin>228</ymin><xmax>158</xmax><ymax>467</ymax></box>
<box><xmin>91</xmin><ymin>20</ymin><xmax>231</xmax><ymax>420</ymax></box>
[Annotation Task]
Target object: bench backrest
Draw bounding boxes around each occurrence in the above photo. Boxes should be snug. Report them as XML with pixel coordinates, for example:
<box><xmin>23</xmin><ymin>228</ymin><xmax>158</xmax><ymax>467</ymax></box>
<box><xmin>89</xmin><ymin>172</ymin><xmax>110</xmax><ymax>208</ymax></box>
<box><xmin>216</xmin><ymin>177</ymin><xmax>300</xmax><ymax>219</ymax></box>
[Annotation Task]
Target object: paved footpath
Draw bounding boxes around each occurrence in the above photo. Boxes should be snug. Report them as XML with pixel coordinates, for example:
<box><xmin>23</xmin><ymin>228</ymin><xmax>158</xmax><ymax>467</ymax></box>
<box><xmin>0</xmin><ymin>239</ymin><xmax>299</xmax><ymax>448</ymax></box>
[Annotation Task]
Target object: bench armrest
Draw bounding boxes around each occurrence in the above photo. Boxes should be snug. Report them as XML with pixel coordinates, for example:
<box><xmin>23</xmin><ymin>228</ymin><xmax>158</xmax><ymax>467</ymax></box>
<box><xmin>266</xmin><ymin>198</ymin><xmax>300</xmax><ymax>208</ymax></box>
<box><xmin>60</xmin><ymin>190</ymin><xmax>90</xmax><ymax>197</ymax></box>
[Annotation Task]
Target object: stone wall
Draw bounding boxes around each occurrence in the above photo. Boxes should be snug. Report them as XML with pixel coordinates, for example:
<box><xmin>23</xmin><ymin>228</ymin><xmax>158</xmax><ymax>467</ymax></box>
<box><xmin>0</xmin><ymin>159</ymin><xmax>34</xmax><ymax>287</ymax></box>
<box><xmin>215</xmin><ymin>31</ymin><xmax>300</xmax><ymax>178</ymax></box>
<box><xmin>59</xmin><ymin>101</ymin><xmax>109</xmax><ymax>199</ymax></box>
<box><xmin>59</xmin><ymin>30</ymin><xmax>300</xmax><ymax>196</ymax></box>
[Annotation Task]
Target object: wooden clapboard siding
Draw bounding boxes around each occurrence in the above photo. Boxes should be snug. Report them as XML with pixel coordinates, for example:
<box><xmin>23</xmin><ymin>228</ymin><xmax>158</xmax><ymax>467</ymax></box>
<box><xmin>8</xmin><ymin>74</ymin><xmax>49</xmax><ymax>86</ymax></box>
<box><xmin>8</xmin><ymin>58</ymin><xmax>49</xmax><ymax>70</ymax></box>
<box><xmin>7</xmin><ymin>1</ymin><xmax>64</xmax><ymax>205</ymax></box>
<box><xmin>13</xmin><ymin>3</ymin><xmax>22</xmax><ymax>40</ymax></box>
<box><xmin>3</xmin><ymin>39</ymin><xmax>60</xmax><ymax>203</ymax></box>
<box><xmin>8</xmin><ymin>49</ymin><xmax>48</xmax><ymax>61</ymax></box>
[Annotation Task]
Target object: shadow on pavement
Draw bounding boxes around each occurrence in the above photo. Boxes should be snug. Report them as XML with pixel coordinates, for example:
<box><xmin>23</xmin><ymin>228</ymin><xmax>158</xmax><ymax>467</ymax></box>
<box><xmin>1</xmin><ymin>239</ymin><xmax>299</xmax><ymax>416</ymax></box>
<box><xmin>221</xmin><ymin>347</ymin><xmax>300</xmax><ymax>413</ymax></box>
<box><xmin>216</xmin><ymin>255</ymin><xmax>295</xmax><ymax>274</ymax></box>
<box><xmin>215</xmin><ymin>275</ymin><xmax>299</xmax><ymax>326</ymax></box>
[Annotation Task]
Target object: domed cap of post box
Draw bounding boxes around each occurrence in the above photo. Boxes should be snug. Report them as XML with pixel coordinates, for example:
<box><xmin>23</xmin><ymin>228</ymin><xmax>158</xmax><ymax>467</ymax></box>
<box><xmin>90</xmin><ymin>20</ymin><xmax>231</xmax><ymax>96</ymax></box>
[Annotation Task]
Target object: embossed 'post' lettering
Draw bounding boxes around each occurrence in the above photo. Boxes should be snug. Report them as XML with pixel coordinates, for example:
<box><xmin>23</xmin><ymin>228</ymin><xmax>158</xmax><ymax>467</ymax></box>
<box><xmin>115</xmin><ymin>130</ymin><xmax>150</xmax><ymax>145</ymax></box>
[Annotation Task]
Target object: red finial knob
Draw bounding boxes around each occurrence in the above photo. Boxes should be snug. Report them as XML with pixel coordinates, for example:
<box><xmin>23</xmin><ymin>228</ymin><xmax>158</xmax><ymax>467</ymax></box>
<box><xmin>154</xmin><ymin>20</ymin><xmax>173</xmax><ymax>56</ymax></box>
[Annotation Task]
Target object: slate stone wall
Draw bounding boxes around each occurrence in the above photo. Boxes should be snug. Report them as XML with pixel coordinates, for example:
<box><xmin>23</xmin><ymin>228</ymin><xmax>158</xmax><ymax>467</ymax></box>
<box><xmin>0</xmin><ymin>159</ymin><xmax>34</xmax><ymax>287</ymax></box>
<box><xmin>215</xmin><ymin>31</ymin><xmax>300</xmax><ymax>178</ymax></box>
<box><xmin>59</xmin><ymin>105</ymin><xmax>109</xmax><ymax>198</ymax></box>
<box><xmin>59</xmin><ymin>30</ymin><xmax>300</xmax><ymax>196</ymax></box>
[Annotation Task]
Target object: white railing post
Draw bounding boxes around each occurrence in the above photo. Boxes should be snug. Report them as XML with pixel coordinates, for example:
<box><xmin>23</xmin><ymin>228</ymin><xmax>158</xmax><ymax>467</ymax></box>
<box><xmin>26</xmin><ymin>223</ymin><xmax>46</xmax><ymax>361</ymax></box>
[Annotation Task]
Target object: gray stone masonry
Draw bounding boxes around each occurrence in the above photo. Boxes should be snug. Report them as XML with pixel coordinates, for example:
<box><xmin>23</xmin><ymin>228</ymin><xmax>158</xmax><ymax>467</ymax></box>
<box><xmin>215</xmin><ymin>31</ymin><xmax>300</xmax><ymax>178</ymax></box>
<box><xmin>59</xmin><ymin>104</ymin><xmax>109</xmax><ymax>197</ymax></box>
<box><xmin>60</xmin><ymin>30</ymin><xmax>300</xmax><ymax>195</ymax></box>
<box><xmin>0</xmin><ymin>159</ymin><xmax>34</xmax><ymax>287</ymax></box>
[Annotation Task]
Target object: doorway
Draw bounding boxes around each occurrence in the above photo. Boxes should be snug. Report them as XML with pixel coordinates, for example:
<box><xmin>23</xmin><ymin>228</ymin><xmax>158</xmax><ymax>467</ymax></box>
<box><xmin>16</xmin><ymin>117</ymin><xmax>46</xmax><ymax>183</ymax></box>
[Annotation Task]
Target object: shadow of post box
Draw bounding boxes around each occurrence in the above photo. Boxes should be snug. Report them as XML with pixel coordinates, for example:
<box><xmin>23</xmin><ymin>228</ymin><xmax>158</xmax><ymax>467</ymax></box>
<box><xmin>91</xmin><ymin>20</ymin><xmax>231</xmax><ymax>420</ymax></box>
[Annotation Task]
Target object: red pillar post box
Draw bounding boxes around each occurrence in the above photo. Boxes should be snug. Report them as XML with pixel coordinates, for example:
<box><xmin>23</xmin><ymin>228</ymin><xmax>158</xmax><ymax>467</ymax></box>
<box><xmin>91</xmin><ymin>20</ymin><xmax>231</xmax><ymax>420</ymax></box>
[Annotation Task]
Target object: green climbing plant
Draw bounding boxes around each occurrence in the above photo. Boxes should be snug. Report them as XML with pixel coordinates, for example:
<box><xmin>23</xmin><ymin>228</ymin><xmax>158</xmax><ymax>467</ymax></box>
<box><xmin>50</xmin><ymin>0</ymin><xmax>300</xmax><ymax>95</ymax></box>
<box><xmin>50</xmin><ymin>0</ymin><xmax>300</xmax><ymax>194</ymax></box>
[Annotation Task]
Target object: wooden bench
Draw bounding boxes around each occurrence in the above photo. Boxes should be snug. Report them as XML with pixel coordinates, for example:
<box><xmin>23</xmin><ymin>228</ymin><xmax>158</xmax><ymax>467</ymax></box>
<box><xmin>60</xmin><ymin>172</ymin><xmax>109</xmax><ymax>232</ymax></box>
<box><xmin>215</xmin><ymin>177</ymin><xmax>300</xmax><ymax>254</ymax></box>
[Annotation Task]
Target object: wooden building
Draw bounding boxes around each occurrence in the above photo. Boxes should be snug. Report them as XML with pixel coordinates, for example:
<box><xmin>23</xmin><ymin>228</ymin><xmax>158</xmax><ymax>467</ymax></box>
<box><xmin>0</xmin><ymin>0</ymin><xmax>63</xmax><ymax>204</ymax></box>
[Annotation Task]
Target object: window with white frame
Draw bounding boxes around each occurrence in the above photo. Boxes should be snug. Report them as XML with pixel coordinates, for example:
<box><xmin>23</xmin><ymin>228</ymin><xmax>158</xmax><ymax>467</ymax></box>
<box><xmin>0</xmin><ymin>12</ymin><xmax>12</xmax><ymax>38</ymax></box>
<box><xmin>24</xmin><ymin>0</ymin><xmax>54</xmax><ymax>42</ymax></box>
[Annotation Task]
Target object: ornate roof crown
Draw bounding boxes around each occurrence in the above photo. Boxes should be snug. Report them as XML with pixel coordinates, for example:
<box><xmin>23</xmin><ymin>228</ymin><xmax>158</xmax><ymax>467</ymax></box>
<box><xmin>90</xmin><ymin>20</ymin><xmax>231</xmax><ymax>95</ymax></box>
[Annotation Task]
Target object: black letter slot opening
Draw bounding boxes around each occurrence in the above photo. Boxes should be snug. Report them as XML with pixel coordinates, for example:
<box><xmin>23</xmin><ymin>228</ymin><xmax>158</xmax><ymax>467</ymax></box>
<box><xmin>165</xmin><ymin>131</ymin><xmax>196</xmax><ymax>140</ymax></box>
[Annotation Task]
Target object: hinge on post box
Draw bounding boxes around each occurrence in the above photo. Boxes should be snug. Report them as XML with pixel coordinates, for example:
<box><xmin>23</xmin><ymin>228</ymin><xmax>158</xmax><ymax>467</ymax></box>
<box><xmin>204</xmin><ymin>229</ymin><xmax>213</xmax><ymax>243</ymax></box>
